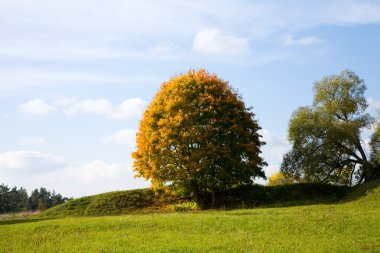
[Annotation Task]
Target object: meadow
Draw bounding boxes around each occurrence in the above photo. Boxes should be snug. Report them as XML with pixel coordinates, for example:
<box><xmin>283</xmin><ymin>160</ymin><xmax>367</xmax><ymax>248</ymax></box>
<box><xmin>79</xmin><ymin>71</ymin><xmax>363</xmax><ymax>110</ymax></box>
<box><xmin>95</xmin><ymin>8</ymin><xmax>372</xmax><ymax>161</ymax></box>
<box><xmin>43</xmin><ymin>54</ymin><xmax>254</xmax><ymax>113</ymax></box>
<box><xmin>0</xmin><ymin>181</ymin><xmax>379</xmax><ymax>252</ymax></box>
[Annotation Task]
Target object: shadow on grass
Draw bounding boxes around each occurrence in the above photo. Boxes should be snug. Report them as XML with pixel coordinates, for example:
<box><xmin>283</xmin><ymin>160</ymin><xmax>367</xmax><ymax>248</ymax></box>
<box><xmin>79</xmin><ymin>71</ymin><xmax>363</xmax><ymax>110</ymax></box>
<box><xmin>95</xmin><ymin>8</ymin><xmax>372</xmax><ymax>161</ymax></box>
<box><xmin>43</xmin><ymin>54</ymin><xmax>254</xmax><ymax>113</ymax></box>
<box><xmin>0</xmin><ymin>217</ymin><xmax>54</xmax><ymax>226</ymax></box>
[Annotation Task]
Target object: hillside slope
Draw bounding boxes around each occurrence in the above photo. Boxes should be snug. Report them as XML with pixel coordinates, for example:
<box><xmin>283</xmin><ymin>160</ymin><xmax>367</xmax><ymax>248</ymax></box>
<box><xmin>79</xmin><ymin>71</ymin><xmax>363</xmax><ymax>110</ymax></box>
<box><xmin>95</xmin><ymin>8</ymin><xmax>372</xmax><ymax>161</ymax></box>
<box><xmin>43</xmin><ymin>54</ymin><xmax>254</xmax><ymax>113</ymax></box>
<box><xmin>39</xmin><ymin>188</ymin><xmax>187</xmax><ymax>218</ymax></box>
<box><xmin>340</xmin><ymin>178</ymin><xmax>380</xmax><ymax>203</ymax></box>
<box><xmin>39</xmin><ymin>182</ymin><xmax>358</xmax><ymax>218</ymax></box>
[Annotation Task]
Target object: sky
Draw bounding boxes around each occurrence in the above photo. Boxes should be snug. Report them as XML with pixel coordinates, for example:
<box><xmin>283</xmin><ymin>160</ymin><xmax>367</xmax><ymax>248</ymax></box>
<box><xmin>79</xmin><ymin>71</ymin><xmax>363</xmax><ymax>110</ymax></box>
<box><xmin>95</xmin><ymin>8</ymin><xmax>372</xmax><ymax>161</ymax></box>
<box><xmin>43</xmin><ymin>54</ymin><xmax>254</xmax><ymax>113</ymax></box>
<box><xmin>0</xmin><ymin>0</ymin><xmax>380</xmax><ymax>198</ymax></box>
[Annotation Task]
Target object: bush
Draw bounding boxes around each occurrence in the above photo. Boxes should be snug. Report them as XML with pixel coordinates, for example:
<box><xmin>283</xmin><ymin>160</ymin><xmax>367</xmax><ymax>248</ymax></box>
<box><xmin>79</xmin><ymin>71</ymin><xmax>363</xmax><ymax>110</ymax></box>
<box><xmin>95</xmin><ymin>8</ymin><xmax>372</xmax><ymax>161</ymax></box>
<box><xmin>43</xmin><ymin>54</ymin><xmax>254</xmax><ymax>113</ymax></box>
<box><xmin>168</xmin><ymin>202</ymin><xmax>200</xmax><ymax>212</ymax></box>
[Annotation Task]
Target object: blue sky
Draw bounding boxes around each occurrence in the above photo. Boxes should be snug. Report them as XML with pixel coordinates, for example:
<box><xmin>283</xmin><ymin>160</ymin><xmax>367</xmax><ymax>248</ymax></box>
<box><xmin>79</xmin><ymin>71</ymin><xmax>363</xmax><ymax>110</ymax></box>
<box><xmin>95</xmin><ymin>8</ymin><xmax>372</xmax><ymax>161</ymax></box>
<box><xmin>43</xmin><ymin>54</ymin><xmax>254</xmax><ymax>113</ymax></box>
<box><xmin>0</xmin><ymin>0</ymin><xmax>380</xmax><ymax>197</ymax></box>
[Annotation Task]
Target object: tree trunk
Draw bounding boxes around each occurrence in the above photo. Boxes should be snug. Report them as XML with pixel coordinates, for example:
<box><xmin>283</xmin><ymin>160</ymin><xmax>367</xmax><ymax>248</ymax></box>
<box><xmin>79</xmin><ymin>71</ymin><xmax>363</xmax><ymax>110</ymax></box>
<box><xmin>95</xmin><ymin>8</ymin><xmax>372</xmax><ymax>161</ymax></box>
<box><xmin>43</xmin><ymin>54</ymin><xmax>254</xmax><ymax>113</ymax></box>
<box><xmin>354</xmin><ymin>140</ymin><xmax>374</xmax><ymax>182</ymax></box>
<box><xmin>349</xmin><ymin>164</ymin><xmax>356</xmax><ymax>187</ymax></box>
<box><xmin>190</xmin><ymin>180</ymin><xmax>201</xmax><ymax>206</ymax></box>
<box><xmin>362</xmin><ymin>161</ymin><xmax>374</xmax><ymax>182</ymax></box>
<box><xmin>211</xmin><ymin>186</ymin><xmax>216</xmax><ymax>208</ymax></box>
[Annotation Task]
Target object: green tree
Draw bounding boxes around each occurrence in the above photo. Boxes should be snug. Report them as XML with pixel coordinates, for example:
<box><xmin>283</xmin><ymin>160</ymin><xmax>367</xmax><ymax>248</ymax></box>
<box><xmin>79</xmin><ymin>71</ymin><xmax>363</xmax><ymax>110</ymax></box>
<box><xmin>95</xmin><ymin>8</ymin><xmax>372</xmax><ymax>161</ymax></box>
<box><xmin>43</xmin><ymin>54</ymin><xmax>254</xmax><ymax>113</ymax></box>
<box><xmin>29</xmin><ymin>189</ymin><xmax>40</xmax><ymax>211</ymax></box>
<box><xmin>15</xmin><ymin>187</ymin><xmax>30</xmax><ymax>211</ymax></box>
<box><xmin>133</xmin><ymin>69</ymin><xmax>266</xmax><ymax>207</ymax></box>
<box><xmin>281</xmin><ymin>70</ymin><xmax>378</xmax><ymax>185</ymax></box>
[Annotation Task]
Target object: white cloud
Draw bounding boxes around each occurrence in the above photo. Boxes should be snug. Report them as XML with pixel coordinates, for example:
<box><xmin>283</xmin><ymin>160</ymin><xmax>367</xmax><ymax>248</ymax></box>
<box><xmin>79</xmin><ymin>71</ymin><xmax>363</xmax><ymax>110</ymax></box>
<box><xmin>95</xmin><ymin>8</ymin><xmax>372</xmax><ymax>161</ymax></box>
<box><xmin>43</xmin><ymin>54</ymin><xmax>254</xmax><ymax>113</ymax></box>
<box><xmin>51</xmin><ymin>160</ymin><xmax>150</xmax><ymax>197</ymax></box>
<box><xmin>65</xmin><ymin>99</ymin><xmax>113</xmax><ymax>116</ymax></box>
<box><xmin>100</xmin><ymin>129</ymin><xmax>137</xmax><ymax>146</ymax></box>
<box><xmin>62</xmin><ymin>98</ymin><xmax>147</xmax><ymax>120</ymax></box>
<box><xmin>193</xmin><ymin>28</ymin><xmax>250</xmax><ymax>55</ymax></box>
<box><xmin>111</xmin><ymin>98</ymin><xmax>147</xmax><ymax>120</ymax></box>
<box><xmin>19</xmin><ymin>98</ymin><xmax>147</xmax><ymax>120</ymax></box>
<box><xmin>0</xmin><ymin>40</ymin><xmax>127</xmax><ymax>60</ymax></box>
<box><xmin>1</xmin><ymin>1</ymin><xmax>379</xmax><ymax>39</ymax></box>
<box><xmin>20</xmin><ymin>137</ymin><xmax>48</xmax><ymax>146</ymax></box>
<box><xmin>0</xmin><ymin>68</ymin><xmax>159</xmax><ymax>92</ymax></box>
<box><xmin>0</xmin><ymin>151</ymin><xmax>66</xmax><ymax>174</ymax></box>
<box><xmin>367</xmin><ymin>97</ymin><xmax>380</xmax><ymax>116</ymax></box>
<box><xmin>284</xmin><ymin>35</ymin><xmax>323</xmax><ymax>46</ymax></box>
<box><xmin>19</xmin><ymin>99</ymin><xmax>55</xmax><ymax>116</ymax></box>
<box><xmin>0</xmin><ymin>1</ymin><xmax>378</xmax><ymax>64</ymax></box>
<box><xmin>260</xmin><ymin>129</ymin><xmax>291</xmax><ymax>163</ymax></box>
<box><xmin>256</xmin><ymin>129</ymin><xmax>291</xmax><ymax>184</ymax></box>
<box><xmin>0</xmin><ymin>156</ymin><xmax>150</xmax><ymax>197</ymax></box>
<box><xmin>72</xmin><ymin>161</ymin><xmax>132</xmax><ymax>183</ymax></box>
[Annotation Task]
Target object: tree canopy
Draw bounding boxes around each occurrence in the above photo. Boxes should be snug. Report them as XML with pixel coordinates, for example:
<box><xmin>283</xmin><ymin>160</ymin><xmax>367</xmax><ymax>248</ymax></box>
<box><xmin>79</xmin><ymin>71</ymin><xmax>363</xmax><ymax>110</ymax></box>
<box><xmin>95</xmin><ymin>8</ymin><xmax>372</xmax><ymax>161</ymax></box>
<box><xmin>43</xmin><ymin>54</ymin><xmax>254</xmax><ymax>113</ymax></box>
<box><xmin>132</xmin><ymin>69</ymin><xmax>266</xmax><ymax>206</ymax></box>
<box><xmin>281</xmin><ymin>70</ymin><xmax>379</xmax><ymax>185</ymax></box>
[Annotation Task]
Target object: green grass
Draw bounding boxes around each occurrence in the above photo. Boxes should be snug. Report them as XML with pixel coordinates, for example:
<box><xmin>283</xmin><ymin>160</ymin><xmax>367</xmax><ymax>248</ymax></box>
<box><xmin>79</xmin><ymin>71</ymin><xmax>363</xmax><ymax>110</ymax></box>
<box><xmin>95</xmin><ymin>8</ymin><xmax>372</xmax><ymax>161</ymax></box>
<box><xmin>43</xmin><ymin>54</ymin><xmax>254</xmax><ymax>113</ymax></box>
<box><xmin>0</xmin><ymin>180</ymin><xmax>379</xmax><ymax>252</ymax></box>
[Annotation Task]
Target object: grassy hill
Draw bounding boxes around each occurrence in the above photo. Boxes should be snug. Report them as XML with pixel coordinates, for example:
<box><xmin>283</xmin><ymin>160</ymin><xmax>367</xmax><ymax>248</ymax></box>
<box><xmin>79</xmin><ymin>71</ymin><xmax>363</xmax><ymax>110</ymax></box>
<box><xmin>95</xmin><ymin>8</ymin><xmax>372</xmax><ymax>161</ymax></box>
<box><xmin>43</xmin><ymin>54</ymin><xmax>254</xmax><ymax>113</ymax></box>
<box><xmin>0</xmin><ymin>179</ymin><xmax>379</xmax><ymax>252</ymax></box>
<box><xmin>38</xmin><ymin>188</ymin><xmax>187</xmax><ymax>218</ymax></box>
<box><xmin>39</xmin><ymin>183</ymin><xmax>350</xmax><ymax>218</ymax></box>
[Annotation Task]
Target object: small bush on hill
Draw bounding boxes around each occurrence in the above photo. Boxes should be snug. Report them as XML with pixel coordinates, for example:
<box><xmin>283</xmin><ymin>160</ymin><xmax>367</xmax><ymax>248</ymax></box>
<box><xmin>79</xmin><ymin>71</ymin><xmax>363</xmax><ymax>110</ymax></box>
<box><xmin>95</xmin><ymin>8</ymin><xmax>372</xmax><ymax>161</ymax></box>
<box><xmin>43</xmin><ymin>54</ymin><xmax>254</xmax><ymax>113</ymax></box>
<box><xmin>168</xmin><ymin>202</ymin><xmax>200</xmax><ymax>212</ymax></box>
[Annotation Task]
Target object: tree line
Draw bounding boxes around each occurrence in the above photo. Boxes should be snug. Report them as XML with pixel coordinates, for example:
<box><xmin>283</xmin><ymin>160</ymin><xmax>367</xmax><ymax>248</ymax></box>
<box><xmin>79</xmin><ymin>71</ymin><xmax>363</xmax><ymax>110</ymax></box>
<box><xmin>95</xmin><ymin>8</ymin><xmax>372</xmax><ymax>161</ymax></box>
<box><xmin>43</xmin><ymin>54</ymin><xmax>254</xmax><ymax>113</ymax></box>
<box><xmin>0</xmin><ymin>184</ymin><xmax>71</xmax><ymax>214</ymax></box>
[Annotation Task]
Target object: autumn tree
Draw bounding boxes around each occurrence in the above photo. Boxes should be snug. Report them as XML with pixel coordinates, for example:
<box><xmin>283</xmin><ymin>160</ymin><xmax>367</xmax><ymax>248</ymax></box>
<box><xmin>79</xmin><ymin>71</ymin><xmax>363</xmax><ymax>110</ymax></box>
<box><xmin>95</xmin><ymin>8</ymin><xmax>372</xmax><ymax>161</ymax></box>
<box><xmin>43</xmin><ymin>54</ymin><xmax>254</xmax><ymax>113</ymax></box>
<box><xmin>268</xmin><ymin>172</ymin><xmax>295</xmax><ymax>186</ymax></box>
<box><xmin>132</xmin><ymin>69</ymin><xmax>266</xmax><ymax>207</ymax></box>
<box><xmin>281</xmin><ymin>70</ymin><xmax>379</xmax><ymax>185</ymax></box>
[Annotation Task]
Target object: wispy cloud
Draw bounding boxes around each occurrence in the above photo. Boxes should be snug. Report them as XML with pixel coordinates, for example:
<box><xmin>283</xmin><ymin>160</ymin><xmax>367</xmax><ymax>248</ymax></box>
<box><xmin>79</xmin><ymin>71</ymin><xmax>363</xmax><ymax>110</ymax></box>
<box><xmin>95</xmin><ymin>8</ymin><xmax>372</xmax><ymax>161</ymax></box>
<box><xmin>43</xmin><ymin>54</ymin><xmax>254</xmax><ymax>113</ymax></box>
<box><xmin>100</xmin><ymin>129</ymin><xmax>137</xmax><ymax>146</ymax></box>
<box><xmin>0</xmin><ymin>153</ymin><xmax>149</xmax><ymax>197</ymax></box>
<box><xmin>0</xmin><ymin>151</ymin><xmax>66</xmax><ymax>174</ymax></box>
<box><xmin>20</xmin><ymin>137</ymin><xmax>48</xmax><ymax>146</ymax></box>
<box><xmin>19</xmin><ymin>99</ymin><xmax>55</xmax><ymax>116</ymax></box>
<box><xmin>284</xmin><ymin>35</ymin><xmax>323</xmax><ymax>46</ymax></box>
<box><xmin>367</xmin><ymin>97</ymin><xmax>380</xmax><ymax>117</ymax></box>
<box><xmin>152</xmin><ymin>41</ymin><xmax>180</xmax><ymax>54</ymax></box>
<box><xmin>0</xmin><ymin>1</ymin><xmax>378</xmax><ymax>70</ymax></box>
<box><xmin>0</xmin><ymin>40</ymin><xmax>128</xmax><ymax>60</ymax></box>
<box><xmin>19</xmin><ymin>98</ymin><xmax>147</xmax><ymax>120</ymax></box>
<box><xmin>60</xmin><ymin>98</ymin><xmax>147</xmax><ymax>120</ymax></box>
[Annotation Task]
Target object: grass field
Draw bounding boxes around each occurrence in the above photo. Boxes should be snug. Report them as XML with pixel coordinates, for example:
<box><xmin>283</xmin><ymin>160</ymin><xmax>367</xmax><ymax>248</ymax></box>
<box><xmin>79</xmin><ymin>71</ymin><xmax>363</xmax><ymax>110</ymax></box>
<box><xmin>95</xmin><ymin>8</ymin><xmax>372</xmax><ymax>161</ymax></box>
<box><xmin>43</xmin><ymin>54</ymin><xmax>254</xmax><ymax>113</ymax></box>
<box><xmin>1</xmin><ymin>181</ymin><xmax>379</xmax><ymax>252</ymax></box>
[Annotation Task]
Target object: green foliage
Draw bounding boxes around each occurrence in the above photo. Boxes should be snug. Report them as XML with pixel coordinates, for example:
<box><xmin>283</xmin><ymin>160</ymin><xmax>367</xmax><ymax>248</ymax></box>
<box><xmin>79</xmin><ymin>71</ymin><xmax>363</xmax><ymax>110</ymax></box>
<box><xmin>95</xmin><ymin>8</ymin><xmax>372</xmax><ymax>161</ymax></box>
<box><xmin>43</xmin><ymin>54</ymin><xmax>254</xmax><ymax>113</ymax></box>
<box><xmin>29</xmin><ymin>187</ymin><xmax>69</xmax><ymax>212</ymax></box>
<box><xmin>223</xmin><ymin>183</ymin><xmax>349</xmax><ymax>208</ymax></box>
<box><xmin>1</xmin><ymin>185</ymin><xmax>29</xmax><ymax>213</ymax></box>
<box><xmin>133</xmin><ymin>69</ymin><xmax>266</xmax><ymax>206</ymax></box>
<box><xmin>1</xmin><ymin>182</ymin><xmax>380</xmax><ymax>252</ymax></box>
<box><xmin>282</xmin><ymin>70</ymin><xmax>377</xmax><ymax>184</ymax></box>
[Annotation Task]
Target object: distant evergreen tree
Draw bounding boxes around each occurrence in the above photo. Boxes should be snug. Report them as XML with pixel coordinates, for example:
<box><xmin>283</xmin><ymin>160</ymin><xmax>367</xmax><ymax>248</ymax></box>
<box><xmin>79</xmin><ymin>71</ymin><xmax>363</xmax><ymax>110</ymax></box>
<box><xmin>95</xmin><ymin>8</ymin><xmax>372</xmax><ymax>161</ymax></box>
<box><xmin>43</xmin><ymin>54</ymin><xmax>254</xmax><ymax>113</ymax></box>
<box><xmin>0</xmin><ymin>184</ymin><xmax>11</xmax><ymax>213</ymax></box>
<box><xmin>0</xmin><ymin>183</ymin><xmax>70</xmax><ymax>214</ymax></box>
<box><xmin>16</xmin><ymin>187</ymin><xmax>30</xmax><ymax>211</ymax></box>
<box><xmin>29</xmin><ymin>189</ymin><xmax>40</xmax><ymax>211</ymax></box>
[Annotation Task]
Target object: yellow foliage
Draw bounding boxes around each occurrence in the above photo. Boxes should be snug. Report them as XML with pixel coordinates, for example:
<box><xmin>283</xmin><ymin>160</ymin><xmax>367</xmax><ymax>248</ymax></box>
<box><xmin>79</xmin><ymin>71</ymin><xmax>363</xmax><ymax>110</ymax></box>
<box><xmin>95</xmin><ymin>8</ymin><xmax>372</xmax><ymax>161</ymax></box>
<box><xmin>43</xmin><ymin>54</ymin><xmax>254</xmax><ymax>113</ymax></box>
<box><xmin>132</xmin><ymin>69</ymin><xmax>266</xmax><ymax>196</ymax></box>
<box><xmin>268</xmin><ymin>172</ymin><xmax>294</xmax><ymax>186</ymax></box>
